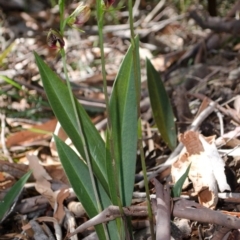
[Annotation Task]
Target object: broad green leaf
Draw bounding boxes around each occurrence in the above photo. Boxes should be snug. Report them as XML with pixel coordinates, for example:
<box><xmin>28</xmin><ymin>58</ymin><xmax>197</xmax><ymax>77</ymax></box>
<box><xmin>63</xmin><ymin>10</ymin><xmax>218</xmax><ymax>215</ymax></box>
<box><xmin>54</xmin><ymin>136</ymin><xmax>118</xmax><ymax>240</ymax></box>
<box><xmin>172</xmin><ymin>163</ymin><xmax>191</xmax><ymax>197</ymax></box>
<box><xmin>34</xmin><ymin>52</ymin><xmax>108</xmax><ymax>193</ymax></box>
<box><xmin>146</xmin><ymin>58</ymin><xmax>176</xmax><ymax>150</ymax></box>
<box><xmin>109</xmin><ymin>37</ymin><xmax>140</xmax><ymax>206</ymax></box>
<box><xmin>0</xmin><ymin>171</ymin><xmax>32</xmax><ymax>222</ymax></box>
<box><xmin>105</xmin><ymin>130</ymin><xmax>125</xmax><ymax>238</ymax></box>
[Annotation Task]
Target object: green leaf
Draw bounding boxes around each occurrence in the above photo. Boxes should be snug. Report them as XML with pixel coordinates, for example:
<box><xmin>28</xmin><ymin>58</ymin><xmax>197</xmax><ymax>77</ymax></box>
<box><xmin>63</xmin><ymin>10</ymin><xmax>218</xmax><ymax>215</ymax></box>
<box><xmin>105</xmin><ymin>129</ymin><xmax>118</xmax><ymax>205</ymax></box>
<box><xmin>146</xmin><ymin>58</ymin><xmax>176</xmax><ymax>150</ymax></box>
<box><xmin>109</xmin><ymin>37</ymin><xmax>140</xmax><ymax>206</ymax></box>
<box><xmin>58</xmin><ymin>0</ymin><xmax>64</xmax><ymax>16</ymax></box>
<box><xmin>34</xmin><ymin>52</ymin><xmax>109</xmax><ymax>193</ymax></box>
<box><xmin>172</xmin><ymin>163</ymin><xmax>191</xmax><ymax>197</ymax></box>
<box><xmin>54</xmin><ymin>136</ymin><xmax>118</xmax><ymax>240</ymax></box>
<box><xmin>0</xmin><ymin>171</ymin><xmax>32</xmax><ymax>222</ymax></box>
<box><xmin>0</xmin><ymin>75</ymin><xmax>22</xmax><ymax>90</ymax></box>
<box><xmin>0</xmin><ymin>42</ymin><xmax>15</xmax><ymax>66</ymax></box>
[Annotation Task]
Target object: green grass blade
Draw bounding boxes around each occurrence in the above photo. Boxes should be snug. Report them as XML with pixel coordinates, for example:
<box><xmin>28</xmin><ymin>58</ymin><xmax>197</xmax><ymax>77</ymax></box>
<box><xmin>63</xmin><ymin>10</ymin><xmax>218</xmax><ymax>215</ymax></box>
<box><xmin>109</xmin><ymin>38</ymin><xmax>139</xmax><ymax>206</ymax></box>
<box><xmin>172</xmin><ymin>163</ymin><xmax>191</xmax><ymax>197</ymax></box>
<box><xmin>146</xmin><ymin>58</ymin><xmax>177</xmax><ymax>150</ymax></box>
<box><xmin>0</xmin><ymin>75</ymin><xmax>22</xmax><ymax>90</ymax></box>
<box><xmin>34</xmin><ymin>52</ymin><xmax>108</xmax><ymax>193</ymax></box>
<box><xmin>0</xmin><ymin>42</ymin><xmax>15</xmax><ymax>66</ymax></box>
<box><xmin>0</xmin><ymin>171</ymin><xmax>32</xmax><ymax>222</ymax></box>
<box><xmin>54</xmin><ymin>136</ymin><xmax>118</xmax><ymax>239</ymax></box>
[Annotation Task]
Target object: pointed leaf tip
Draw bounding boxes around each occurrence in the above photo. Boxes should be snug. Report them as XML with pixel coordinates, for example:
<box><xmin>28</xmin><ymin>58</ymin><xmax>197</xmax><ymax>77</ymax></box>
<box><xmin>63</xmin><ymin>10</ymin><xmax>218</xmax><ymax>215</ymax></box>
<box><xmin>146</xmin><ymin>58</ymin><xmax>176</xmax><ymax>150</ymax></box>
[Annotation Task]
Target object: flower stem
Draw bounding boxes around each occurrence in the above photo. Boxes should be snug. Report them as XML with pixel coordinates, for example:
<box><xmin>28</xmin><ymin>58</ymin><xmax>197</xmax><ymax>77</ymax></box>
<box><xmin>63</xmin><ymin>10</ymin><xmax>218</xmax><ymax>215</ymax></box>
<box><xmin>128</xmin><ymin>0</ymin><xmax>155</xmax><ymax>239</ymax></box>
<box><xmin>96</xmin><ymin>1</ymin><xmax>125</xmax><ymax>238</ymax></box>
<box><xmin>58</xmin><ymin>1</ymin><xmax>109</xmax><ymax>238</ymax></box>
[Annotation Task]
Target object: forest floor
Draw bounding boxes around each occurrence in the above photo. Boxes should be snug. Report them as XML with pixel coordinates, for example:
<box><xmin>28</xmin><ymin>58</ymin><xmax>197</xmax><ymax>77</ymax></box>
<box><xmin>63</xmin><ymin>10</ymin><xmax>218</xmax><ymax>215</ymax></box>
<box><xmin>1</xmin><ymin>0</ymin><xmax>240</xmax><ymax>239</ymax></box>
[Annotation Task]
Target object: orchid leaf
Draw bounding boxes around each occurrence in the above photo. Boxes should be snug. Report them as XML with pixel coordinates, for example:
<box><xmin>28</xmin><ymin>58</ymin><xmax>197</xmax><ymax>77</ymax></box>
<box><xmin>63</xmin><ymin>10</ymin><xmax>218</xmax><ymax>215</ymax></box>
<box><xmin>146</xmin><ymin>58</ymin><xmax>176</xmax><ymax>150</ymax></box>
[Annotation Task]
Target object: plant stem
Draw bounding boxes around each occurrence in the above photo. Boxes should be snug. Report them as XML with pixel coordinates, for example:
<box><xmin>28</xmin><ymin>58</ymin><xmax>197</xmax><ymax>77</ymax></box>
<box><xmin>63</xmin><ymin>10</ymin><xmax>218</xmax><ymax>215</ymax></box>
<box><xmin>128</xmin><ymin>0</ymin><xmax>135</xmax><ymax>46</ymax></box>
<box><xmin>58</xmin><ymin>1</ymin><xmax>109</xmax><ymax>238</ymax></box>
<box><xmin>58</xmin><ymin>0</ymin><xmax>65</xmax><ymax>34</ymax></box>
<box><xmin>58</xmin><ymin>0</ymin><xmax>102</xmax><ymax>215</ymax></box>
<box><xmin>128</xmin><ymin>0</ymin><xmax>155</xmax><ymax>239</ymax></box>
<box><xmin>96</xmin><ymin>1</ymin><xmax>124</xmax><ymax>239</ymax></box>
<box><xmin>60</xmin><ymin>49</ymin><xmax>110</xmax><ymax>239</ymax></box>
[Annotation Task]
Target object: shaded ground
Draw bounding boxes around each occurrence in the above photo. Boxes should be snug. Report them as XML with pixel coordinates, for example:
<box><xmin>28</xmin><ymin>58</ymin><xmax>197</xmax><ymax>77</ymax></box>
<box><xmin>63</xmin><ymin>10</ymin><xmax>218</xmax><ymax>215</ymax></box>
<box><xmin>1</xmin><ymin>0</ymin><xmax>240</xmax><ymax>239</ymax></box>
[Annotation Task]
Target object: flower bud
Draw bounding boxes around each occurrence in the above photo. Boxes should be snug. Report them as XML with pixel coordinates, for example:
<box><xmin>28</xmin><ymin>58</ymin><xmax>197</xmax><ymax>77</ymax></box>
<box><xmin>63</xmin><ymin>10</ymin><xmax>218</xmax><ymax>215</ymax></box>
<box><xmin>47</xmin><ymin>29</ymin><xmax>65</xmax><ymax>49</ymax></box>
<box><xmin>67</xmin><ymin>3</ymin><xmax>91</xmax><ymax>28</ymax></box>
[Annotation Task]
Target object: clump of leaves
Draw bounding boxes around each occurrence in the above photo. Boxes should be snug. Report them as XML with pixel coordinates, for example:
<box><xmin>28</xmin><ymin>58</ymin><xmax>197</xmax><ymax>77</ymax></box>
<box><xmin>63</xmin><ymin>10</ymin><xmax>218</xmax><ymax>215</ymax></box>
<box><xmin>34</xmin><ymin>0</ymin><xmax>177</xmax><ymax>239</ymax></box>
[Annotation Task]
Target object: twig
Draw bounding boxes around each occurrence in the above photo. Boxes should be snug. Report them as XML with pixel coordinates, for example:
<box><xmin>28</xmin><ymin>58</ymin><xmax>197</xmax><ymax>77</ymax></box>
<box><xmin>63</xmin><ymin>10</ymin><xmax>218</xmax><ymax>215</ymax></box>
<box><xmin>0</xmin><ymin>114</ymin><xmax>13</xmax><ymax>163</ymax></box>
<box><xmin>67</xmin><ymin>198</ymin><xmax>240</xmax><ymax>238</ymax></box>
<box><xmin>189</xmin><ymin>101</ymin><xmax>217</xmax><ymax>131</ymax></box>
<box><xmin>173</xmin><ymin>199</ymin><xmax>240</xmax><ymax>229</ymax></box>
<box><xmin>143</xmin><ymin>0</ymin><xmax>166</xmax><ymax>23</ymax></box>
<box><xmin>216</xmin><ymin>110</ymin><xmax>224</xmax><ymax>136</ymax></box>
<box><xmin>64</xmin><ymin>208</ymin><xmax>78</xmax><ymax>240</ymax></box>
<box><xmin>211</xmin><ymin>225</ymin><xmax>231</xmax><ymax>240</ymax></box>
<box><xmin>153</xmin><ymin>179</ymin><xmax>170</xmax><ymax>240</ymax></box>
<box><xmin>218</xmin><ymin>192</ymin><xmax>240</xmax><ymax>203</ymax></box>
<box><xmin>67</xmin><ymin>205</ymin><xmax>148</xmax><ymax>237</ymax></box>
<box><xmin>188</xmin><ymin>92</ymin><xmax>240</xmax><ymax>125</ymax></box>
<box><xmin>132</xmin><ymin>0</ymin><xmax>140</xmax><ymax>19</ymax></box>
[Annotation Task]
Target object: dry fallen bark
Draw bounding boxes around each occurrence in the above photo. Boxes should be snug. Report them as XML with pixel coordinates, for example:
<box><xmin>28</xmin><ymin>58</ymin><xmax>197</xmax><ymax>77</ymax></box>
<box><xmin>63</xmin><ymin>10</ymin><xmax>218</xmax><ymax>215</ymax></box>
<box><xmin>0</xmin><ymin>160</ymin><xmax>29</xmax><ymax>179</ymax></box>
<box><xmin>14</xmin><ymin>195</ymin><xmax>49</xmax><ymax>214</ymax></box>
<box><xmin>211</xmin><ymin>225</ymin><xmax>231</xmax><ymax>240</ymax></box>
<box><xmin>153</xmin><ymin>179</ymin><xmax>171</xmax><ymax>240</ymax></box>
<box><xmin>67</xmin><ymin>196</ymin><xmax>240</xmax><ymax>238</ymax></box>
<box><xmin>67</xmin><ymin>205</ymin><xmax>148</xmax><ymax>237</ymax></box>
<box><xmin>173</xmin><ymin>199</ymin><xmax>240</xmax><ymax>229</ymax></box>
<box><xmin>22</xmin><ymin>217</ymin><xmax>62</xmax><ymax>240</ymax></box>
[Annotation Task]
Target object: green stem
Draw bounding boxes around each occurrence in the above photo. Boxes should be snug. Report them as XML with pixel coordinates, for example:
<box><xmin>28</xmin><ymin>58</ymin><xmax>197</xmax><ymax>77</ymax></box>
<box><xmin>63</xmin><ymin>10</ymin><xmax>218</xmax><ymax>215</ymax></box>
<box><xmin>58</xmin><ymin>0</ymin><xmax>65</xmax><ymax>34</ymax></box>
<box><xmin>58</xmin><ymin>1</ymin><xmax>109</xmax><ymax>238</ymax></box>
<box><xmin>96</xmin><ymin>1</ymin><xmax>124</xmax><ymax>239</ymax></box>
<box><xmin>96</xmin><ymin>3</ymin><xmax>112</xmax><ymax>130</ymax></box>
<box><xmin>128</xmin><ymin>0</ymin><xmax>155</xmax><ymax>239</ymax></box>
<box><xmin>128</xmin><ymin>0</ymin><xmax>135</xmax><ymax>44</ymax></box>
<box><xmin>138</xmin><ymin>121</ymin><xmax>155</xmax><ymax>240</ymax></box>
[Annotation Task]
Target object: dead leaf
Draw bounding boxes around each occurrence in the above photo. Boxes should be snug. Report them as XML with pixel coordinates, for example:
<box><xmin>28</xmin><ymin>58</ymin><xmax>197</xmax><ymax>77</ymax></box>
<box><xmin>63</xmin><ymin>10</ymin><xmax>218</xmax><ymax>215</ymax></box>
<box><xmin>199</xmin><ymin>134</ymin><xmax>231</xmax><ymax>193</ymax></box>
<box><xmin>6</xmin><ymin>118</ymin><xmax>57</xmax><ymax>147</ymax></box>
<box><xmin>54</xmin><ymin>188</ymin><xmax>70</xmax><ymax>223</ymax></box>
<box><xmin>27</xmin><ymin>154</ymin><xmax>56</xmax><ymax>208</ymax></box>
<box><xmin>0</xmin><ymin>172</ymin><xmax>16</xmax><ymax>190</ymax></box>
<box><xmin>151</xmin><ymin>50</ymin><xmax>185</xmax><ymax>72</ymax></box>
<box><xmin>172</xmin><ymin>130</ymin><xmax>230</xmax><ymax>209</ymax></box>
<box><xmin>198</xmin><ymin>187</ymin><xmax>217</xmax><ymax>209</ymax></box>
